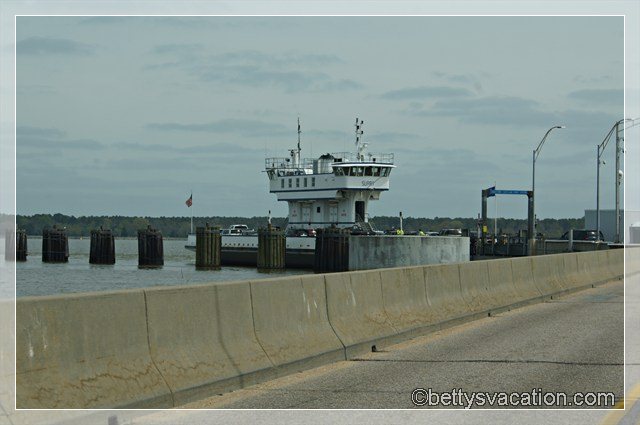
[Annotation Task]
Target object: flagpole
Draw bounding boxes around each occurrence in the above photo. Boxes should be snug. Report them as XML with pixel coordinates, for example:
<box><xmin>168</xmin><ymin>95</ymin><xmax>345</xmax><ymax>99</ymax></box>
<box><xmin>190</xmin><ymin>190</ymin><xmax>193</xmax><ymax>234</ymax></box>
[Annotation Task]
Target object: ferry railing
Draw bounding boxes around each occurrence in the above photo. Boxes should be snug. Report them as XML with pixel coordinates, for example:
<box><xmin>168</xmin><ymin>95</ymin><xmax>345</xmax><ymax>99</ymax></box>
<box><xmin>265</xmin><ymin>158</ymin><xmax>314</xmax><ymax>171</ymax></box>
<box><xmin>330</xmin><ymin>152</ymin><xmax>394</xmax><ymax>164</ymax></box>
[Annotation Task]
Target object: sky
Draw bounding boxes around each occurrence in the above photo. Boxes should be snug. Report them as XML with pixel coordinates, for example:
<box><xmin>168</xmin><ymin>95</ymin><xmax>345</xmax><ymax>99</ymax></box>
<box><xmin>12</xmin><ymin>15</ymin><xmax>630</xmax><ymax>220</ymax></box>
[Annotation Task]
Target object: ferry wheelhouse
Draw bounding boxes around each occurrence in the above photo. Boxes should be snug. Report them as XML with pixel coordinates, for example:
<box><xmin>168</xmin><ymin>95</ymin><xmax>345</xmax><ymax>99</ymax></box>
<box><xmin>265</xmin><ymin>118</ymin><xmax>394</xmax><ymax>234</ymax></box>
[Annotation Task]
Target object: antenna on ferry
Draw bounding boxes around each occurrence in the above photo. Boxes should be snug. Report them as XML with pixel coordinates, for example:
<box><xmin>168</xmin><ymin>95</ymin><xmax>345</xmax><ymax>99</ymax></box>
<box><xmin>355</xmin><ymin>118</ymin><xmax>365</xmax><ymax>160</ymax></box>
<box><xmin>297</xmin><ymin>117</ymin><xmax>301</xmax><ymax>153</ymax></box>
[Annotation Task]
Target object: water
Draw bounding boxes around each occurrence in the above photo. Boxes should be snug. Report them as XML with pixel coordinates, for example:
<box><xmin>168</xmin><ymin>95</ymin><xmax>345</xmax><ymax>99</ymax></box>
<box><xmin>15</xmin><ymin>237</ymin><xmax>310</xmax><ymax>298</ymax></box>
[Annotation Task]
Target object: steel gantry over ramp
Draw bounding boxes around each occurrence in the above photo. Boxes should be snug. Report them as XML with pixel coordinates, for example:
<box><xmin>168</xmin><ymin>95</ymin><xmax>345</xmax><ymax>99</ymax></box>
<box><xmin>481</xmin><ymin>186</ymin><xmax>534</xmax><ymax>255</ymax></box>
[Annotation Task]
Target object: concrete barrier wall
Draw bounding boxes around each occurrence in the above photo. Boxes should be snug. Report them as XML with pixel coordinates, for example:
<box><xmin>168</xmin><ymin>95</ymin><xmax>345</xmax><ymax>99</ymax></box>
<box><xmin>458</xmin><ymin>261</ymin><xmax>496</xmax><ymax>313</ymax></box>
<box><xmin>486</xmin><ymin>258</ymin><xmax>526</xmax><ymax>308</ymax></box>
<box><xmin>606</xmin><ymin>249</ymin><xmax>624</xmax><ymax>279</ymax></box>
<box><xmin>16</xmin><ymin>249</ymin><xmax>623</xmax><ymax>408</ymax></box>
<box><xmin>379</xmin><ymin>266</ymin><xmax>434</xmax><ymax>335</ymax></box>
<box><xmin>16</xmin><ymin>290</ymin><xmax>171</xmax><ymax>408</ymax></box>
<box><xmin>531</xmin><ymin>254</ymin><xmax>567</xmax><ymax>295</ymax></box>
<box><xmin>423</xmin><ymin>263</ymin><xmax>471</xmax><ymax>321</ymax></box>
<box><xmin>559</xmin><ymin>253</ymin><xmax>581</xmax><ymax>289</ymax></box>
<box><xmin>510</xmin><ymin>256</ymin><xmax>543</xmax><ymax>300</ymax></box>
<box><xmin>577</xmin><ymin>250</ymin><xmax>613</xmax><ymax>284</ymax></box>
<box><xmin>250</xmin><ymin>274</ymin><xmax>344</xmax><ymax>373</ymax></box>
<box><xmin>324</xmin><ymin>270</ymin><xmax>397</xmax><ymax>357</ymax></box>
<box><xmin>144</xmin><ymin>281</ymin><xmax>273</xmax><ymax>406</ymax></box>
<box><xmin>348</xmin><ymin>235</ymin><xmax>469</xmax><ymax>270</ymax></box>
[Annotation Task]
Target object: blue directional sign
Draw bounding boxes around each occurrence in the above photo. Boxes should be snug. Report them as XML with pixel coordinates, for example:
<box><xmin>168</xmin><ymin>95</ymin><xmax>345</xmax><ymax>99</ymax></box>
<box><xmin>486</xmin><ymin>187</ymin><xmax>528</xmax><ymax>197</ymax></box>
<box><xmin>494</xmin><ymin>189</ymin><xmax>529</xmax><ymax>195</ymax></box>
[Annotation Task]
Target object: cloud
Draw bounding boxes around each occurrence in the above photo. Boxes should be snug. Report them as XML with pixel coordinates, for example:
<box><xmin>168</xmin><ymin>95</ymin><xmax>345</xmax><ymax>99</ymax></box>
<box><xmin>146</xmin><ymin>48</ymin><xmax>358</xmax><ymax>93</ymax></box>
<box><xmin>111</xmin><ymin>141</ymin><xmax>264</xmax><ymax>155</ymax></box>
<box><xmin>380</xmin><ymin>86</ymin><xmax>473</xmax><ymax>100</ymax></box>
<box><xmin>147</xmin><ymin>118</ymin><xmax>291</xmax><ymax>137</ymax></box>
<box><xmin>432</xmin><ymin>71</ymin><xmax>486</xmax><ymax>93</ymax></box>
<box><xmin>367</xmin><ymin>132</ymin><xmax>422</xmax><ymax>145</ymax></box>
<box><xmin>567</xmin><ymin>89</ymin><xmax>623</xmax><ymax>105</ymax></box>
<box><xmin>151</xmin><ymin>43</ymin><xmax>205</xmax><ymax>55</ymax></box>
<box><xmin>17</xmin><ymin>36</ymin><xmax>96</xmax><ymax>56</ymax></box>
<box><xmin>572</xmin><ymin>75</ymin><xmax>613</xmax><ymax>84</ymax></box>
<box><xmin>17</xmin><ymin>136</ymin><xmax>105</xmax><ymax>151</ymax></box>
<box><xmin>196</xmin><ymin>65</ymin><xmax>328</xmax><ymax>92</ymax></box>
<box><xmin>207</xmin><ymin>50</ymin><xmax>344</xmax><ymax>68</ymax></box>
<box><xmin>16</xmin><ymin>126</ymin><xmax>106</xmax><ymax>151</ymax></box>
<box><xmin>405</xmin><ymin>95</ymin><xmax>559</xmax><ymax>127</ymax></box>
<box><xmin>17</xmin><ymin>125</ymin><xmax>66</xmax><ymax>138</ymax></box>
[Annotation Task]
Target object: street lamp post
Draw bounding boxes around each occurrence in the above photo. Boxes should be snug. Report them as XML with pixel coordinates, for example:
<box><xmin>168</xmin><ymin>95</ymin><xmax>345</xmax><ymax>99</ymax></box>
<box><xmin>530</xmin><ymin>125</ymin><xmax>565</xmax><ymax>255</ymax></box>
<box><xmin>597</xmin><ymin>118</ymin><xmax>632</xmax><ymax>243</ymax></box>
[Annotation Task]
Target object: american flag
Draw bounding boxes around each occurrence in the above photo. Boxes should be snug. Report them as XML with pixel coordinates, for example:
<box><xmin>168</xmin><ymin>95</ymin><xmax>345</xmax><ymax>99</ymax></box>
<box><xmin>185</xmin><ymin>194</ymin><xmax>192</xmax><ymax>207</ymax></box>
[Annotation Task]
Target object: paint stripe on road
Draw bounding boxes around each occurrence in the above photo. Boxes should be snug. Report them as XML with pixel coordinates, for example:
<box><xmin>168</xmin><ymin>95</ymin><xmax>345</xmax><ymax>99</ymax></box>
<box><xmin>600</xmin><ymin>382</ymin><xmax>640</xmax><ymax>425</ymax></box>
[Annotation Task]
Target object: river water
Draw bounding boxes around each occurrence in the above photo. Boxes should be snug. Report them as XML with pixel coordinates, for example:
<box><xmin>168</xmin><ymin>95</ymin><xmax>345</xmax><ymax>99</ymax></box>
<box><xmin>15</xmin><ymin>237</ymin><xmax>310</xmax><ymax>298</ymax></box>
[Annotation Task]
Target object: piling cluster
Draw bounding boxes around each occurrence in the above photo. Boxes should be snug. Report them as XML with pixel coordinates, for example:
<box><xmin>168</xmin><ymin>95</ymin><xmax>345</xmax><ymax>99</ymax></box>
<box><xmin>16</xmin><ymin>229</ymin><xmax>28</xmax><ymax>261</ymax></box>
<box><xmin>257</xmin><ymin>225</ymin><xmax>286</xmax><ymax>270</ymax></box>
<box><xmin>42</xmin><ymin>225</ymin><xmax>69</xmax><ymax>263</ymax></box>
<box><xmin>195</xmin><ymin>224</ymin><xmax>221</xmax><ymax>270</ymax></box>
<box><xmin>314</xmin><ymin>228</ymin><xmax>349</xmax><ymax>273</ymax></box>
<box><xmin>138</xmin><ymin>226</ymin><xmax>164</xmax><ymax>268</ymax></box>
<box><xmin>89</xmin><ymin>227</ymin><xmax>116</xmax><ymax>265</ymax></box>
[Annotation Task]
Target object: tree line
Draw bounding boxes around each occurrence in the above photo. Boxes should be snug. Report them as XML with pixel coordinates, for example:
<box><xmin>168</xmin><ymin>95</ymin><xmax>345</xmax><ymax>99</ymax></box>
<box><xmin>15</xmin><ymin>213</ymin><xmax>584</xmax><ymax>239</ymax></box>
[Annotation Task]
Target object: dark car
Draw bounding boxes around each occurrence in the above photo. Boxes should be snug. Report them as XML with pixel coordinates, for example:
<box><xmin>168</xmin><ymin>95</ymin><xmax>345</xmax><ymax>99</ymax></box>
<box><xmin>438</xmin><ymin>228</ymin><xmax>463</xmax><ymax>236</ymax></box>
<box><xmin>560</xmin><ymin>229</ymin><xmax>604</xmax><ymax>241</ymax></box>
<box><xmin>349</xmin><ymin>225</ymin><xmax>374</xmax><ymax>236</ymax></box>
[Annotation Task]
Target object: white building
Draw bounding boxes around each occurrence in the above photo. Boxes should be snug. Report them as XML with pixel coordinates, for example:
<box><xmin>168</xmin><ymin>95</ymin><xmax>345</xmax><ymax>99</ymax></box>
<box><xmin>585</xmin><ymin>209</ymin><xmax>622</xmax><ymax>243</ymax></box>
<box><xmin>627</xmin><ymin>210</ymin><xmax>640</xmax><ymax>244</ymax></box>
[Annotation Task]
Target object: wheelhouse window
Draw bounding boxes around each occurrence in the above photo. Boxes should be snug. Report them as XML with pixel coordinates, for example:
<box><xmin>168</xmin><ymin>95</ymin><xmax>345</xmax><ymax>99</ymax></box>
<box><xmin>288</xmin><ymin>178</ymin><xmax>292</xmax><ymax>188</ymax></box>
<box><xmin>296</xmin><ymin>178</ymin><xmax>300</xmax><ymax>187</ymax></box>
<box><xmin>334</xmin><ymin>167</ymin><xmax>344</xmax><ymax>176</ymax></box>
<box><xmin>372</xmin><ymin>167</ymin><xmax>380</xmax><ymax>176</ymax></box>
<box><xmin>364</xmin><ymin>167</ymin><xmax>372</xmax><ymax>176</ymax></box>
<box><xmin>304</xmin><ymin>177</ymin><xmax>308</xmax><ymax>187</ymax></box>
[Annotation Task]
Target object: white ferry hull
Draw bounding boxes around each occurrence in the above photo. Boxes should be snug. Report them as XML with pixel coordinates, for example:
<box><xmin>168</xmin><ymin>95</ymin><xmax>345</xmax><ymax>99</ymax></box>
<box><xmin>185</xmin><ymin>234</ymin><xmax>316</xmax><ymax>268</ymax></box>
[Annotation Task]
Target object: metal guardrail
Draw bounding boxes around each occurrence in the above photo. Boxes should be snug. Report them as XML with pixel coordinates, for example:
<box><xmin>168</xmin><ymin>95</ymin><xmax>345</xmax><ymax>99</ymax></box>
<box><xmin>543</xmin><ymin>239</ymin><xmax>610</xmax><ymax>254</ymax></box>
<box><xmin>331</xmin><ymin>152</ymin><xmax>394</xmax><ymax>164</ymax></box>
<box><xmin>265</xmin><ymin>158</ymin><xmax>314</xmax><ymax>171</ymax></box>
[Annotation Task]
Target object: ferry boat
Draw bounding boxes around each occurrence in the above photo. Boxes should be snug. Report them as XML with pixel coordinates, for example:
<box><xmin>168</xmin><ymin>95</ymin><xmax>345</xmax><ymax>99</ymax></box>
<box><xmin>186</xmin><ymin>118</ymin><xmax>395</xmax><ymax>267</ymax></box>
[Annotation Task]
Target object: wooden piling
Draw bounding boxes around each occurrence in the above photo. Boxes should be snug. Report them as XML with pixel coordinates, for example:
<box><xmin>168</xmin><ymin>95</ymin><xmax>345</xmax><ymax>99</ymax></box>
<box><xmin>313</xmin><ymin>228</ymin><xmax>349</xmax><ymax>273</ymax></box>
<box><xmin>257</xmin><ymin>225</ymin><xmax>285</xmax><ymax>270</ymax></box>
<box><xmin>16</xmin><ymin>229</ymin><xmax>27</xmax><ymax>261</ymax></box>
<box><xmin>90</xmin><ymin>227</ymin><xmax>115</xmax><ymax>264</ymax></box>
<box><xmin>42</xmin><ymin>225</ymin><xmax>69</xmax><ymax>263</ymax></box>
<box><xmin>137</xmin><ymin>226</ymin><xmax>163</xmax><ymax>268</ymax></box>
<box><xmin>195</xmin><ymin>224</ymin><xmax>221</xmax><ymax>270</ymax></box>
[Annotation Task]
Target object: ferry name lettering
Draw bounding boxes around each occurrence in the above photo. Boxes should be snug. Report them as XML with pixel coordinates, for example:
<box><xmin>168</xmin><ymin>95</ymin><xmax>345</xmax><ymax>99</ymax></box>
<box><xmin>361</xmin><ymin>180</ymin><xmax>375</xmax><ymax>187</ymax></box>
